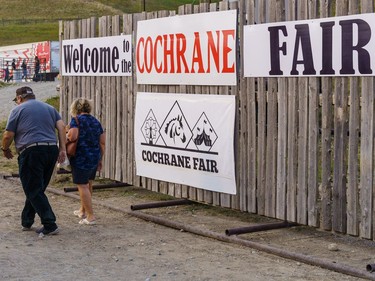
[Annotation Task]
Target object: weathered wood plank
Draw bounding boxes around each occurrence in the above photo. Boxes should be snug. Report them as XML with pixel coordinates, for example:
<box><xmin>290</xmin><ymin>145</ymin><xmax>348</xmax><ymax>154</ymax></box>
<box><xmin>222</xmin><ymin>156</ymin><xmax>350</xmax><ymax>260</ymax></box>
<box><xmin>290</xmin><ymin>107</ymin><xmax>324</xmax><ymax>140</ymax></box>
<box><xmin>319</xmin><ymin>0</ymin><xmax>333</xmax><ymax>231</ymax></box>
<box><xmin>307</xmin><ymin>78</ymin><xmax>319</xmax><ymax>227</ymax></box>
<box><xmin>206</xmin><ymin>2</ymin><xmax>221</xmax><ymax>206</ymax></box>
<box><xmin>177</xmin><ymin>4</ymin><xmax>192</xmax><ymax>200</ymax></box>
<box><xmin>332</xmin><ymin>0</ymin><xmax>349</xmax><ymax>234</ymax></box>
<box><xmin>264</xmin><ymin>0</ymin><xmax>281</xmax><ymax>218</ymax></box>
<box><xmin>111</xmin><ymin>15</ymin><xmax>122</xmax><ymax>182</ymax></box>
<box><xmin>359</xmin><ymin>0</ymin><xmax>374</xmax><ymax>239</ymax></box>
<box><xmin>296</xmin><ymin>1</ymin><xmax>308</xmax><ymax>225</ymax></box>
<box><xmin>59</xmin><ymin>20</ymin><xmax>68</xmax><ymax>123</ymax></box>
<box><xmin>346</xmin><ymin>0</ymin><xmax>360</xmax><ymax>237</ymax></box>
<box><xmin>238</xmin><ymin>0</ymin><xmax>247</xmax><ymax>211</ymax></box>
<box><xmin>297</xmin><ymin>78</ymin><xmax>308</xmax><ymax>225</ymax></box>
<box><xmin>132</xmin><ymin>21</ymin><xmax>139</xmax><ymax>187</ymax></box>
<box><xmin>265</xmin><ymin>79</ymin><xmax>277</xmax><ymax>217</ymax></box>
<box><xmin>332</xmin><ymin>77</ymin><xmax>349</xmax><ymax>233</ymax></box>
<box><xmin>307</xmin><ymin>0</ymin><xmax>319</xmax><ymax>227</ymax></box>
<box><xmin>227</xmin><ymin>0</ymin><xmax>240</xmax><ymax>210</ymax></box>
<box><xmin>80</xmin><ymin>19</ymin><xmax>86</xmax><ymax>99</ymax></box>
<box><xmin>255</xmin><ymin>0</ymin><xmax>267</xmax><ymax>216</ymax></box>
<box><xmin>89</xmin><ymin>17</ymin><xmax>97</xmax><ymax>112</ymax></box>
<box><xmin>347</xmin><ymin>76</ymin><xmax>360</xmax><ymax>236</ymax></box>
<box><xmin>275</xmin><ymin>0</ymin><xmax>287</xmax><ymax>220</ymax></box>
<box><xmin>245</xmin><ymin>0</ymin><xmax>257</xmax><ymax>213</ymax></box>
<box><xmin>286</xmin><ymin>77</ymin><xmax>298</xmax><ymax>222</ymax></box>
<box><xmin>360</xmin><ymin>76</ymin><xmax>374</xmax><ymax>239</ymax></box>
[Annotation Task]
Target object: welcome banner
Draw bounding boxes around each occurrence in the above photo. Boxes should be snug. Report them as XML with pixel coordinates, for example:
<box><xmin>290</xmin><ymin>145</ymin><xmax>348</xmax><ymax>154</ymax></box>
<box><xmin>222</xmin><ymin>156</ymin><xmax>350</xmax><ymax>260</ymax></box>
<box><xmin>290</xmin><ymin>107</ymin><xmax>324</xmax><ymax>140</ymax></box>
<box><xmin>244</xmin><ymin>13</ymin><xmax>375</xmax><ymax>77</ymax></box>
<box><xmin>136</xmin><ymin>10</ymin><xmax>237</xmax><ymax>85</ymax></box>
<box><xmin>134</xmin><ymin>92</ymin><xmax>236</xmax><ymax>194</ymax></box>
<box><xmin>61</xmin><ymin>35</ymin><xmax>132</xmax><ymax>76</ymax></box>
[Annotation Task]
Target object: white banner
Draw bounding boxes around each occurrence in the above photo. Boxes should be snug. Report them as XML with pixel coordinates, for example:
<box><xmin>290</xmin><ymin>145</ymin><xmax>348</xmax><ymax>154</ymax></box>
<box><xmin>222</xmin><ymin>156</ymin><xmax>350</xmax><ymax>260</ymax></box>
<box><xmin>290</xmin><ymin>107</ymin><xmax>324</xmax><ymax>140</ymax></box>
<box><xmin>134</xmin><ymin>92</ymin><xmax>236</xmax><ymax>194</ymax></box>
<box><xmin>61</xmin><ymin>35</ymin><xmax>132</xmax><ymax>76</ymax></box>
<box><xmin>244</xmin><ymin>13</ymin><xmax>375</xmax><ymax>77</ymax></box>
<box><xmin>136</xmin><ymin>10</ymin><xmax>237</xmax><ymax>85</ymax></box>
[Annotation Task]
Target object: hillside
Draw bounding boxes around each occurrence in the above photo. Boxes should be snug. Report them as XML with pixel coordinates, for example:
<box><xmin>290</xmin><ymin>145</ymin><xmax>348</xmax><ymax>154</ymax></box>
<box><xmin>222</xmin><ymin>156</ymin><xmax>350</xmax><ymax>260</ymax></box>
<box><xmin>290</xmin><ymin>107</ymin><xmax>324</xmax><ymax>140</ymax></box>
<box><xmin>0</xmin><ymin>0</ymin><xmax>218</xmax><ymax>46</ymax></box>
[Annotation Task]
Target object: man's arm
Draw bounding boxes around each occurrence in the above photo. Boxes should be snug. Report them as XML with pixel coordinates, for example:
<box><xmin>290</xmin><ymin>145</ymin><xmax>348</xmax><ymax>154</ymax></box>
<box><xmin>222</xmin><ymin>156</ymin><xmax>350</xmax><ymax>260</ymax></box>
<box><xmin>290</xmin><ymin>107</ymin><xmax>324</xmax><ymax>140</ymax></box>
<box><xmin>1</xmin><ymin>130</ymin><xmax>15</xmax><ymax>159</ymax></box>
<box><xmin>56</xmin><ymin>119</ymin><xmax>67</xmax><ymax>163</ymax></box>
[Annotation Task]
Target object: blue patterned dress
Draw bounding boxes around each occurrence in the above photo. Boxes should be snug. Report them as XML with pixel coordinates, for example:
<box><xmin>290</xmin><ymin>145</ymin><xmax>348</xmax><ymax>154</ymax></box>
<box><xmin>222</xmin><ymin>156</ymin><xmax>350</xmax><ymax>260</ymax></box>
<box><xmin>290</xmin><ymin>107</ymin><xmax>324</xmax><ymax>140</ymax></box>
<box><xmin>69</xmin><ymin>114</ymin><xmax>103</xmax><ymax>170</ymax></box>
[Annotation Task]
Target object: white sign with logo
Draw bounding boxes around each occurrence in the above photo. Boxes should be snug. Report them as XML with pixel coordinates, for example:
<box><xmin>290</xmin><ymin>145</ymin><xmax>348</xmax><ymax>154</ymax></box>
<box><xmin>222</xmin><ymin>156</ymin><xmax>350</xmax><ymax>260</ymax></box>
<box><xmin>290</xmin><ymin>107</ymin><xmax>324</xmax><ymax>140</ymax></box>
<box><xmin>61</xmin><ymin>35</ymin><xmax>132</xmax><ymax>76</ymax></box>
<box><xmin>134</xmin><ymin>92</ymin><xmax>236</xmax><ymax>194</ymax></box>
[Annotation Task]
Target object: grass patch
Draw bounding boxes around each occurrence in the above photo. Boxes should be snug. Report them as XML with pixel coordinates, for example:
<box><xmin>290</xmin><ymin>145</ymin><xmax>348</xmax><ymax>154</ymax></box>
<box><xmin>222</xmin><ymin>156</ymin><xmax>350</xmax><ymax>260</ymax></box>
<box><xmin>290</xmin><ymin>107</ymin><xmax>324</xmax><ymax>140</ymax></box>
<box><xmin>45</xmin><ymin>96</ymin><xmax>60</xmax><ymax>111</ymax></box>
<box><xmin>119</xmin><ymin>186</ymin><xmax>175</xmax><ymax>201</ymax></box>
<box><xmin>0</xmin><ymin>0</ymin><xmax>123</xmax><ymax>20</ymax></box>
<box><xmin>53</xmin><ymin>174</ymin><xmax>73</xmax><ymax>186</ymax></box>
<box><xmin>0</xmin><ymin>0</ymin><xmax>221</xmax><ymax>46</ymax></box>
<box><xmin>0</xmin><ymin>81</ymin><xmax>14</xmax><ymax>89</ymax></box>
<box><xmin>182</xmin><ymin>203</ymin><xmax>275</xmax><ymax>223</ymax></box>
<box><xmin>0</xmin><ymin>22</ymin><xmax>59</xmax><ymax>46</ymax></box>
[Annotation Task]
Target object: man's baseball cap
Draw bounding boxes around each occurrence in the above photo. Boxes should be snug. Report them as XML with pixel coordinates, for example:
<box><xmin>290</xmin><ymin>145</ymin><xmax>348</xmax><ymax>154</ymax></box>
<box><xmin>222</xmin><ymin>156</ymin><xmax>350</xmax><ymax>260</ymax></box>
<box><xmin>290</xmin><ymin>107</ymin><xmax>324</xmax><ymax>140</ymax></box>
<box><xmin>13</xmin><ymin>86</ymin><xmax>34</xmax><ymax>102</ymax></box>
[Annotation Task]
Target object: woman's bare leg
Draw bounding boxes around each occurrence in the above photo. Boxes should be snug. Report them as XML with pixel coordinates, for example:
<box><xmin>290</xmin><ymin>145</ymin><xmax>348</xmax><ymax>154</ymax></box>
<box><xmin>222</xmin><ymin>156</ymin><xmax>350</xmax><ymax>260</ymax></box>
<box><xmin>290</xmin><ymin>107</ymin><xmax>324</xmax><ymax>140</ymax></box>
<box><xmin>77</xmin><ymin>183</ymin><xmax>96</xmax><ymax>222</ymax></box>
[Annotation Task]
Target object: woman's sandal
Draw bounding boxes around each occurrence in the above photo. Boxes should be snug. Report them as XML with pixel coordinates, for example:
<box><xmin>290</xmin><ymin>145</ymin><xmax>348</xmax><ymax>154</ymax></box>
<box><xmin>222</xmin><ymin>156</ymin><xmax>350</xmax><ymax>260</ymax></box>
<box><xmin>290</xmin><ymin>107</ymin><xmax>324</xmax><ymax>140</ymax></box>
<box><xmin>79</xmin><ymin>218</ymin><xmax>96</xmax><ymax>225</ymax></box>
<box><xmin>73</xmin><ymin>210</ymin><xmax>86</xmax><ymax>219</ymax></box>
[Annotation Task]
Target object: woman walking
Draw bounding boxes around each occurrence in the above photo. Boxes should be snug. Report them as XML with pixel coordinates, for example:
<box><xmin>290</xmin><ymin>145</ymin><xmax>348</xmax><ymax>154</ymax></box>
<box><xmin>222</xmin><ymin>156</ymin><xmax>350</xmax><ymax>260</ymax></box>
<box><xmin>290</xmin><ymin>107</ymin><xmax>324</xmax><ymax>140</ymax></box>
<box><xmin>67</xmin><ymin>98</ymin><xmax>105</xmax><ymax>225</ymax></box>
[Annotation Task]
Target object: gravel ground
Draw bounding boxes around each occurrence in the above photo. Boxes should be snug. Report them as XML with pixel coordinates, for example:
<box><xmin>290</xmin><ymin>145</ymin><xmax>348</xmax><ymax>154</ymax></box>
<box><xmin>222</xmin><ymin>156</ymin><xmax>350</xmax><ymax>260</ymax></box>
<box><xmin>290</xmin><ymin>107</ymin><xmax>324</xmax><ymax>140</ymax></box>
<box><xmin>0</xmin><ymin>80</ymin><xmax>60</xmax><ymax>121</ymax></box>
<box><xmin>0</xmin><ymin>177</ymin><xmax>366</xmax><ymax>281</ymax></box>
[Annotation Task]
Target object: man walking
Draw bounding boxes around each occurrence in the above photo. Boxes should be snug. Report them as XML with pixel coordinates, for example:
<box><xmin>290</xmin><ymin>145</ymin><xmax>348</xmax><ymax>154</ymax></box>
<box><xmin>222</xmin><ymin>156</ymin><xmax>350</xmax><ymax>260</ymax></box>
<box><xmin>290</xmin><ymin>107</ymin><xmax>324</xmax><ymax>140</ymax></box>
<box><xmin>1</xmin><ymin>86</ymin><xmax>67</xmax><ymax>235</ymax></box>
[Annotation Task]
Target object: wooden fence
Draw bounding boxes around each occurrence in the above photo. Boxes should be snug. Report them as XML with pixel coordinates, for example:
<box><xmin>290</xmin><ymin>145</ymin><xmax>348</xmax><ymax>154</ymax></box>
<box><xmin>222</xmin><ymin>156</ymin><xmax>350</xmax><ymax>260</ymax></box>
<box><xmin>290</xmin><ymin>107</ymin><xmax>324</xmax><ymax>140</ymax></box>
<box><xmin>59</xmin><ymin>0</ymin><xmax>375</xmax><ymax>240</ymax></box>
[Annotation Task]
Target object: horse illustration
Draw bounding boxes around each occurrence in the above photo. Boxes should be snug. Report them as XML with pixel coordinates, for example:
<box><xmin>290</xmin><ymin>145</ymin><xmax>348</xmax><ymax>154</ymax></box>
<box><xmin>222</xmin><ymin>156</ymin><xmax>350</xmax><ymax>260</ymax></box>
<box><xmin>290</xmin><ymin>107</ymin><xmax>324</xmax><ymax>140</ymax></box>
<box><xmin>165</xmin><ymin>115</ymin><xmax>186</xmax><ymax>144</ymax></box>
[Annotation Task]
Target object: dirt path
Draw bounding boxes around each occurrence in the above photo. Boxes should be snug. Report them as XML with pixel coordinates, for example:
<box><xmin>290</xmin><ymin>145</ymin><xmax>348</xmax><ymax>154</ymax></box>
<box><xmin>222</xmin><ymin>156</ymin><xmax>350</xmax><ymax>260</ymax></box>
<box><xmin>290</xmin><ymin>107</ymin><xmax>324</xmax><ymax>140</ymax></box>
<box><xmin>0</xmin><ymin>175</ymin><xmax>371</xmax><ymax>281</ymax></box>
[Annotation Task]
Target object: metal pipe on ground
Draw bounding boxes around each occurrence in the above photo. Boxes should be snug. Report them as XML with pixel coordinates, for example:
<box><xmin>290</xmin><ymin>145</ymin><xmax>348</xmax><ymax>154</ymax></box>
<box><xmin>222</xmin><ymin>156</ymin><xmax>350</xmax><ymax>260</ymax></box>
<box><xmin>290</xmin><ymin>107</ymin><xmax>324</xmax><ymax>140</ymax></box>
<box><xmin>63</xmin><ymin>182</ymin><xmax>130</xmax><ymax>192</ymax></box>
<box><xmin>367</xmin><ymin>264</ymin><xmax>375</xmax><ymax>272</ymax></box>
<box><xmin>130</xmin><ymin>199</ymin><xmax>192</xmax><ymax>210</ymax></box>
<box><xmin>225</xmin><ymin>221</ymin><xmax>299</xmax><ymax>236</ymax></box>
<box><xmin>1</xmin><ymin>173</ymin><xmax>20</xmax><ymax>179</ymax></box>
<box><xmin>2</xmin><ymin>170</ymin><xmax>69</xmax><ymax>177</ymax></box>
<box><xmin>47</xmin><ymin>187</ymin><xmax>375</xmax><ymax>281</ymax></box>
<box><xmin>10</xmin><ymin>169</ymin><xmax>71</xmax><ymax>177</ymax></box>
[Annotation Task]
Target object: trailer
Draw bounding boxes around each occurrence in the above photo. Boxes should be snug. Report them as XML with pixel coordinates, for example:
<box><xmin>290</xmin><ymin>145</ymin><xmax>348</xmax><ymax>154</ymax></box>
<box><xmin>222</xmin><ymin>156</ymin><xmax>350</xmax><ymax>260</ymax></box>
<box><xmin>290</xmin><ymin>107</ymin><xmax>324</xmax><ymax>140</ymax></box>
<box><xmin>0</xmin><ymin>41</ymin><xmax>60</xmax><ymax>82</ymax></box>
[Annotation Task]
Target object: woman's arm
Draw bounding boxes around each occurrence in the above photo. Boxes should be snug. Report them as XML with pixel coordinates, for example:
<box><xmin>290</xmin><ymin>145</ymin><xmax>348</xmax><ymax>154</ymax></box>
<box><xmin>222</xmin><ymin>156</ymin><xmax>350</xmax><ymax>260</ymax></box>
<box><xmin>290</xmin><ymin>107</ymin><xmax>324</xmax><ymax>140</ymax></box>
<box><xmin>97</xmin><ymin>132</ymin><xmax>106</xmax><ymax>171</ymax></box>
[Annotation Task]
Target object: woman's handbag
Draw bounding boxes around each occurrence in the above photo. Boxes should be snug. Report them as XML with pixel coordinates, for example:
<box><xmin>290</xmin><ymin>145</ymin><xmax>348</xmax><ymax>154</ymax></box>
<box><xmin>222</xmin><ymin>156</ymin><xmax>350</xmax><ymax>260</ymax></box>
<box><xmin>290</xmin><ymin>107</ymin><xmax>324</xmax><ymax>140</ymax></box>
<box><xmin>66</xmin><ymin>117</ymin><xmax>79</xmax><ymax>158</ymax></box>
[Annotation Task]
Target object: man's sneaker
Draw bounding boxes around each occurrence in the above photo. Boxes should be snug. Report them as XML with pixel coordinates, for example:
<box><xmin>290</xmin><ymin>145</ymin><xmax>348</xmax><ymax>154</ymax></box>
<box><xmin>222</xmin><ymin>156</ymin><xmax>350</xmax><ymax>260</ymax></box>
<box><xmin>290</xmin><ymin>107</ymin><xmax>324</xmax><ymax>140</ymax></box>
<box><xmin>21</xmin><ymin>226</ymin><xmax>32</xmax><ymax>231</ymax></box>
<box><xmin>35</xmin><ymin>226</ymin><xmax>44</xmax><ymax>234</ymax></box>
<box><xmin>35</xmin><ymin>226</ymin><xmax>59</xmax><ymax>235</ymax></box>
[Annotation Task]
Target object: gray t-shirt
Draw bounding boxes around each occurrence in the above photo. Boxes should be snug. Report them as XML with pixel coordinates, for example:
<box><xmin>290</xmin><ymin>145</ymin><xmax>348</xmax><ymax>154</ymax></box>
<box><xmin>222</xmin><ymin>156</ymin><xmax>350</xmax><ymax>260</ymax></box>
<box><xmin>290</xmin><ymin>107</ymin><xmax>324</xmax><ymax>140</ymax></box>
<box><xmin>6</xmin><ymin>99</ymin><xmax>61</xmax><ymax>150</ymax></box>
